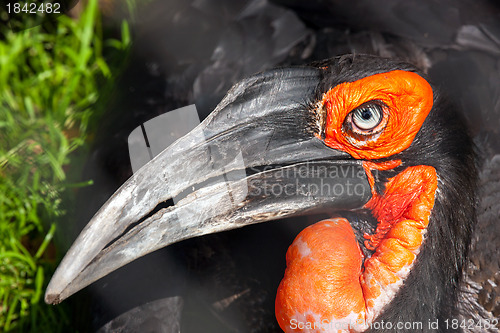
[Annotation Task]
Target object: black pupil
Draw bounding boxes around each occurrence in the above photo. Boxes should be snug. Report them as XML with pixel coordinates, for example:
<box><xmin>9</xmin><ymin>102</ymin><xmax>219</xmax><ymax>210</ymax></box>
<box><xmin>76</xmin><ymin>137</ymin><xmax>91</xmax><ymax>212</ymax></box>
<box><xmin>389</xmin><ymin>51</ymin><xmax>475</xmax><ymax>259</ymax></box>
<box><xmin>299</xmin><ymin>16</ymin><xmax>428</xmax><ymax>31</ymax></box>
<box><xmin>361</xmin><ymin>109</ymin><xmax>373</xmax><ymax>120</ymax></box>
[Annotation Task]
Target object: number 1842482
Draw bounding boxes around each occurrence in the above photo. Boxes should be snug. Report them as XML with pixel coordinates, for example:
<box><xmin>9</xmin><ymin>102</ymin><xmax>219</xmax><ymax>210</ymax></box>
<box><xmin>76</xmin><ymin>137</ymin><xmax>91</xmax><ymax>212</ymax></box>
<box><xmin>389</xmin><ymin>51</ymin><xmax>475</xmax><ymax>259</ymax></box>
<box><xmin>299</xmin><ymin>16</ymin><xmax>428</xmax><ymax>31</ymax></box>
<box><xmin>6</xmin><ymin>2</ymin><xmax>61</xmax><ymax>14</ymax></box>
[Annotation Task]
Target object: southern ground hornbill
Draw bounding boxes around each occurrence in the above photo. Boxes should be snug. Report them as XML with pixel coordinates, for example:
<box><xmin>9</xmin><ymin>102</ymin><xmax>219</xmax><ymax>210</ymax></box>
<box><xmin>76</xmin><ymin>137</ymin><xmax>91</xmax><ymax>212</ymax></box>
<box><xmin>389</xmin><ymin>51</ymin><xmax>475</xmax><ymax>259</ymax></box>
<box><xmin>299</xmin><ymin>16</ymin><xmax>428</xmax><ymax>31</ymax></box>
<box><xmin>45</xmin><ymin>1</ymin><xmax>500</xmax><ymax>332</ymax></box>
<box><xmin>46</xmin><ymin>54</ymin><xmax>498</xmax><ymax>332</ymax></box>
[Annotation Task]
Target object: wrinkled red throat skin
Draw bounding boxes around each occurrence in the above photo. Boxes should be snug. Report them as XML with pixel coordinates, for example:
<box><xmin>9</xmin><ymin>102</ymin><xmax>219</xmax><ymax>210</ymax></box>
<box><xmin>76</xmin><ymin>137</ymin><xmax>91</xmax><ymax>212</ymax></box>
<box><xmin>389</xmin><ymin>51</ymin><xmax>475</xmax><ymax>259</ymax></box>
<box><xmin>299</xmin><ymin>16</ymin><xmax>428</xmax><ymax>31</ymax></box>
<box><xmin>275</xmin><ymin>164</ymin><xmax>438</xmax><ymax>333</ymax></box>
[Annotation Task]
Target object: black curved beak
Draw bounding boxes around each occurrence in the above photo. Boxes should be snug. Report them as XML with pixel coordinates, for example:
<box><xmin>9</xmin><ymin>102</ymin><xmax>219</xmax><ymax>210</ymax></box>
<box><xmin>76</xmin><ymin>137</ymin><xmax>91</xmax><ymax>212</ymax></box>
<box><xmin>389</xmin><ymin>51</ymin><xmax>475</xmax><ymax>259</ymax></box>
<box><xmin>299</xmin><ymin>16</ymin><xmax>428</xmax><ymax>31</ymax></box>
<box><xmin>45</xmin><ymin>67</ymin><xmax>372</xmax><ymax>304</ymax></box>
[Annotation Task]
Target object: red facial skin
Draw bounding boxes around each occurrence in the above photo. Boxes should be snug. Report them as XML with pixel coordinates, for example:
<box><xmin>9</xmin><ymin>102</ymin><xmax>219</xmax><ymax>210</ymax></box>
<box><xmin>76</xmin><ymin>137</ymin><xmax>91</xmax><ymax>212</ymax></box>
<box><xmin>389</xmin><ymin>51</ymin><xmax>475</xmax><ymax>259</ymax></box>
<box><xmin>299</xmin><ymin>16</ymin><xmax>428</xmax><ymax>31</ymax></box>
<box><xmin>276</xmin><ymin>71</ymin><xmax>437</xmax><ymax>332</ymax></box>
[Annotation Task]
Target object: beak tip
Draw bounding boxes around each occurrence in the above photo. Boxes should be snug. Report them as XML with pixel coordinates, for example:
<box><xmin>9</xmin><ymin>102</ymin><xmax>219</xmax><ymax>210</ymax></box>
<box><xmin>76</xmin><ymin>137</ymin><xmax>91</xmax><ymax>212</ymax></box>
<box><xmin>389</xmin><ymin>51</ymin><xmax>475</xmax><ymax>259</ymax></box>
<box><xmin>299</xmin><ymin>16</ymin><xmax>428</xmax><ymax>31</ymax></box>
<box><xmin>45</xmin><ymin>277</ymin><xmax>67</xmax><ymax>304</ymax></box>
<box><xmin>44</xmin><ymin>292</ymin><xmax>61</xmax><ymax>305</ymax></box>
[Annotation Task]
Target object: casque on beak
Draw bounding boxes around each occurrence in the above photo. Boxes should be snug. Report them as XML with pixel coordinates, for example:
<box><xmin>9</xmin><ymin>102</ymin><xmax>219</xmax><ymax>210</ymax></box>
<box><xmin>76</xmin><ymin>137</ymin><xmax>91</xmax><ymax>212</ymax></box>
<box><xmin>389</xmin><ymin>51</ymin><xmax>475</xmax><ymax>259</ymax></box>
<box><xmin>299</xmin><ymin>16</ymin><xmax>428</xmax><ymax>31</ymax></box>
<box><xmin>45</xmin><ymin>67</ymin><xmax>372</xmax><ymax>304</ymax></box>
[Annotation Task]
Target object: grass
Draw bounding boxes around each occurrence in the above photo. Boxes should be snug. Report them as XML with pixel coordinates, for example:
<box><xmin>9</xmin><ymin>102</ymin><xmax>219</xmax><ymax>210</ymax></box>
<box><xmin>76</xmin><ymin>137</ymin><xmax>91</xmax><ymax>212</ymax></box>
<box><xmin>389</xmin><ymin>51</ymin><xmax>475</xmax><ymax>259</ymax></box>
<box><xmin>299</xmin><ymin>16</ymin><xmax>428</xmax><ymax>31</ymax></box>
<box><xmin>0</xmin><ymin>0</ymin><xmax>131</xmax><ymax>331</ymax></box>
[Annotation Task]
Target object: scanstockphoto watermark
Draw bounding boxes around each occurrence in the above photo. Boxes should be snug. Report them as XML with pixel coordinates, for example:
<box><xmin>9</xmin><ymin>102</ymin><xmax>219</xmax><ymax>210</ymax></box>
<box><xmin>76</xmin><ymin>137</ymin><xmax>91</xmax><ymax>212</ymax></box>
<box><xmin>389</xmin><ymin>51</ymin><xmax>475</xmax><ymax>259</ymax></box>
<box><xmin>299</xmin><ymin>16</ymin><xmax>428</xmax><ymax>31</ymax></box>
<box><xmin>288</xmin><ymin>317</ymin><xmax>499</xmax><ymax>331</ymax></box>
<box><xmin>248</xmin><ymin>163</ymin><xmax>369</xmax><ymax>198</ymax></box>
<box><xmin>289</xmin><ymin>318</ymin><xmax>424</xmax><ymax>331</ymax></box>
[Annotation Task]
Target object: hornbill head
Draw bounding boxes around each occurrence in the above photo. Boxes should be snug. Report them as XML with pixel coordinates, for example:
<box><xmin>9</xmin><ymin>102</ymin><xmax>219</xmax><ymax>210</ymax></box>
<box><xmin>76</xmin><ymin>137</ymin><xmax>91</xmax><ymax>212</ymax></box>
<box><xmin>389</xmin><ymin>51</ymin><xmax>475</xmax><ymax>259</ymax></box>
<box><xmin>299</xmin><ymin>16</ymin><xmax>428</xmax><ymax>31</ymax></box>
<box><xmin>45</xmin><ymin>55</ymin><xmax>477</xmax><ymax>331</ymax></box>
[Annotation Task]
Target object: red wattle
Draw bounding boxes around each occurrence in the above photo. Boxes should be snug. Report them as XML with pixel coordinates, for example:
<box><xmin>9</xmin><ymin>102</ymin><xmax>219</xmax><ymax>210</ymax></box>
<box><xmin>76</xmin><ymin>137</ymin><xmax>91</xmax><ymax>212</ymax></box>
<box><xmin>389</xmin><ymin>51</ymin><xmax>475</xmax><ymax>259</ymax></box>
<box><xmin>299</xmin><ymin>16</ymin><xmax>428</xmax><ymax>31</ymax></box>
<box><xmin>275</xmin><ymin>218</ymin><xmax>366</xmax><ymax>332</ymax></box>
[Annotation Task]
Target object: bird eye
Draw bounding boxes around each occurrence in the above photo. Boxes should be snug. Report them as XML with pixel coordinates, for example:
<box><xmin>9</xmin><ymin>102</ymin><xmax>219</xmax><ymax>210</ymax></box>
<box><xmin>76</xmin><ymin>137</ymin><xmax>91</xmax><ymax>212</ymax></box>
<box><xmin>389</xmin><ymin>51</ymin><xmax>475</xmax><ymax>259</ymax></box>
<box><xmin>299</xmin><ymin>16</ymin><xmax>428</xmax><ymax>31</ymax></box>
<box><xmin>342</xmin><ymin>101</ymin><xmax>388</xmax><ymax>141</ymax></box>
<box><xmin>351</xmin><ymin>103</ymin><xmax>383</xmax><ymax>131</ymax></box>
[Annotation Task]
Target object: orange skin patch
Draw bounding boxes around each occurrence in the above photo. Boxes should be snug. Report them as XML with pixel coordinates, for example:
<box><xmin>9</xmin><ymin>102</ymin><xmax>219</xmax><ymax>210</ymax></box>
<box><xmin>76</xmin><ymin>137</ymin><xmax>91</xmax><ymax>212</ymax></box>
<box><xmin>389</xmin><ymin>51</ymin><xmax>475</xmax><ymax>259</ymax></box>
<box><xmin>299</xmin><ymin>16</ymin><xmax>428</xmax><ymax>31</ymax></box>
<box><xmin>363</xmin><ymin>165</ymin><xmax>438</xmax><ymax>251</ymax></box>
<box><xmin>275</xmin><ymin>218</ymin><xmax>366</xmax><ymax>333</ymax></box>
<box><xmin>275</xmin><ymin>70</ymin><xmax>438</xmax><ymax>331</ymax></box>
<box><xmin>361</xmin><ymin>164</ymin><xmax>437</xmax><ymax>321</ymax></box>
<box><xmin>322</xmin><ymin>70</ymin><xmax>433</xmax><ymax>160</ymax></box>
<box><xmin>276</xmin><ymin>167</ymin><xmax>437</xmax><ymax>332</ymax></box>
